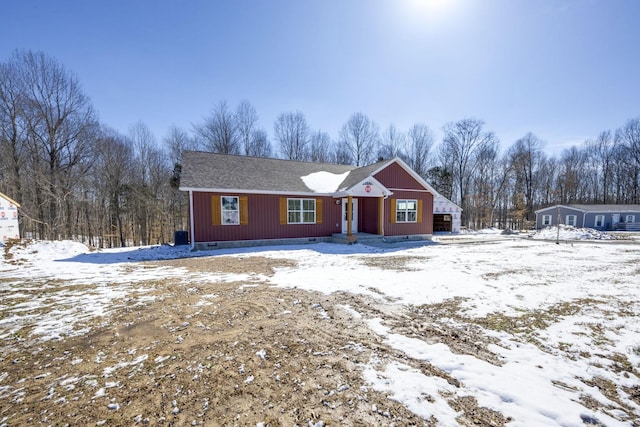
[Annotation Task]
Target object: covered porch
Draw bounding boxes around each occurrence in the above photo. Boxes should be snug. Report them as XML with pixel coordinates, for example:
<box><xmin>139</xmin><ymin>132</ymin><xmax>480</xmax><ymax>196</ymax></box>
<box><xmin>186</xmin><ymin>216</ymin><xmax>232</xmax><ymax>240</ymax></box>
<box><xmin>335</xmin><ymin>193</ymin><xmax>387</xmax><ymax>242</ymax></box>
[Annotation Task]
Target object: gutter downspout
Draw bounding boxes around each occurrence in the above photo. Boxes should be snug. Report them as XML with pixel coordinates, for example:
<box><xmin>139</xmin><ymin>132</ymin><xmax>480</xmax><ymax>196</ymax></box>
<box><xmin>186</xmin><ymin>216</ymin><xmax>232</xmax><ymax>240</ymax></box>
<box><xmin>189</xmin><ymin>190</ymin><xmax>195</xmax><ymax>251</ymax></box>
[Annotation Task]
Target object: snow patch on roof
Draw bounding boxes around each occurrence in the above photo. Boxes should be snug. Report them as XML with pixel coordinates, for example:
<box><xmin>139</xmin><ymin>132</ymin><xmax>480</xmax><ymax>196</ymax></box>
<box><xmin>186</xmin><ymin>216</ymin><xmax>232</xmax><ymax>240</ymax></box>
<box><xmin>301</xmin><ymin>171</ymin><xmax>350</xmax><ymax>193</ymax></box>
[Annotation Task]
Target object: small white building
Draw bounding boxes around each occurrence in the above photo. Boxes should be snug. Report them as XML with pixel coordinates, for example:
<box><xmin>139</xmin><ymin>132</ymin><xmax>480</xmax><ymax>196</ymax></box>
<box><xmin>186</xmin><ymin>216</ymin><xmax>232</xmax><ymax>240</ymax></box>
<box><xmin>0</xmin><ymin>192</ymin><xmax>20</xmax><ymax>243</ymax></box>
<box><xmin>433</xmin><ymin>194</ymin><xmax>462</xmax><ymax>233</ymax></box>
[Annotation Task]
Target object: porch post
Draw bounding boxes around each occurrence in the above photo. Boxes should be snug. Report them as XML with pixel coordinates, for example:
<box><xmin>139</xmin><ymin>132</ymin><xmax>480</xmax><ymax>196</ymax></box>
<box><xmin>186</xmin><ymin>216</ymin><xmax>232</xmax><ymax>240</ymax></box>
<box><xmin>378</xmin><ymin>196</ymin><xmax>384</xmax><ymax>235</ymax></box>
<box><xmin>347</xmin><ymin>195</ymin><xmax>353</xmax><ymax>236</ymax></box>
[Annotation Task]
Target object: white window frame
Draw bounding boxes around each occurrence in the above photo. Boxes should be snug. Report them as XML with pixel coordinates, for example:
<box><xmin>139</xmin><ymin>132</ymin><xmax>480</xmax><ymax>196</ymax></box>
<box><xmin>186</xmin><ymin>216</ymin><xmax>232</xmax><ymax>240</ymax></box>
<box><xmin>542</xmin><ymin>215</ymin><xmax>552</xmax><ymax>226</ymax></box>
<box><xmin>396</xmin><ymin>199</ymin><xmax>418</xmax><ymax>223</ymax></box>
<box><xmin>594</xmin><ymin>215</ymin><xmax>604</xmax><ymax>227</ymax></box>
<box><xmin>221</xmin><ymin>196</ymin><xmax>240</xmax><ymax>225</ymax></box>
<box><xmin>565</xmin><ymin>215</ymin><xmax>577</xmax><ymax>227</ymax></box>
<box><xmin>626</xmin><ymin>215</ymin><xmax>635</xmax><ymax>223</ymax></box>
<box><xmin>288</xmin><ymin>198</ymin><xmax>316</xmax><ymax>224</ymax></box>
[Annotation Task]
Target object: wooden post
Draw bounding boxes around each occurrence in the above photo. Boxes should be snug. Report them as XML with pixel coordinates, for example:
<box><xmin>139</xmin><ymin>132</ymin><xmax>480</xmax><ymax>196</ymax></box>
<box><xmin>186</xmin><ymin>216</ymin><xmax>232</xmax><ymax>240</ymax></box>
<box><xmin>347</xmin><ymin>195</ymin><xmax>353</xmax><ymax>236</ymax></box>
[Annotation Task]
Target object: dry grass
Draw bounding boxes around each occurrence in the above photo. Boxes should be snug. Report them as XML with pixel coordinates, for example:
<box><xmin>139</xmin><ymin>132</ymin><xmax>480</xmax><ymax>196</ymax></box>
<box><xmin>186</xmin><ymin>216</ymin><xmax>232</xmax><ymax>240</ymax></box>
<box><xmin>355</xmin><ymin>255</ymin><xmax>428</xmax><ymax>272</ymax></box>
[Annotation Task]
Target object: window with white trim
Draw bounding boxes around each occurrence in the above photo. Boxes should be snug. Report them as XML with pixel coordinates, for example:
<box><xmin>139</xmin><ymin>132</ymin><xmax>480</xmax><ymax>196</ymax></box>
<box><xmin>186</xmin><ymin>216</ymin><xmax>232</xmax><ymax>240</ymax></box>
<box><xmin>626</xmin><ymin>215</ymin><xmax>635</xmax><ymax>223</ymax></box>
<box><xmin>594</xmin><ymin>215</ymin><xmax>604</xmax><ymax>227</ymax></box>
<box><xmin>396</xmin><ymin>199</ymin><xmax>418</xmax><ymax>223</ymax></box>
<box><xmin>221</xmin><ymin>196</ymin><xmax>239</xmax><ymax>224</ymax></box>
<box><xmin>542</xmin><ymin>215</ymin><xmax>552</xmax><ymax>226</ymax></box>
<box><xmin>288</xmin><ymin>198</ymin><xmax>316</xmax><ymax>224</ymax></box>
<box><xmin>566</xmin><ymin>215</ymin><xmax>577</xmax><ymax>226</ymax></box>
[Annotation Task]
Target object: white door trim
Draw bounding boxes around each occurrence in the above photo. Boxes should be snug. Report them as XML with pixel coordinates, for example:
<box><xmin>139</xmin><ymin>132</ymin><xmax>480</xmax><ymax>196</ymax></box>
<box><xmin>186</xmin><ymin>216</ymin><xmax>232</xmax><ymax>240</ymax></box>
<box><xmin>341</xmin><ymin>198</ymin><xmax>358</xmax><ymax>234</ymax></box>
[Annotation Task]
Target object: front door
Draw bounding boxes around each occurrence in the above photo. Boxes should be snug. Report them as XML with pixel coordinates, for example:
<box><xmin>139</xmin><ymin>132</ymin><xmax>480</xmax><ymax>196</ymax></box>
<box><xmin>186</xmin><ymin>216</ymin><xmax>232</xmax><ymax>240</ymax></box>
<box><xmin>342</xmin><ymin>198</ymin><xmax>358</xmax><ymax>234</ymax></box>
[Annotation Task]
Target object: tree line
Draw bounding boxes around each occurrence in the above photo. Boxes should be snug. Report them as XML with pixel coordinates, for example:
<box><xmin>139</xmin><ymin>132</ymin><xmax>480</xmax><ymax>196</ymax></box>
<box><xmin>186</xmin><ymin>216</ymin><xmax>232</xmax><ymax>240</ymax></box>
<box><xmin>1</xmin><ymin>50</ymin><xmax>639</xmax><ymax>246</ymax></box>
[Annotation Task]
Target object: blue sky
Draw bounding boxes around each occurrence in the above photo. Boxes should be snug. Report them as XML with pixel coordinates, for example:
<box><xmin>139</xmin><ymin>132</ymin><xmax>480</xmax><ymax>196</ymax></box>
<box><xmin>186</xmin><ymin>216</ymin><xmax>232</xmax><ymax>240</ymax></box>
<box><xmin>2</xmin><ymin>0</ymin><xmax>639</xmax><ymax>155</ymax></box>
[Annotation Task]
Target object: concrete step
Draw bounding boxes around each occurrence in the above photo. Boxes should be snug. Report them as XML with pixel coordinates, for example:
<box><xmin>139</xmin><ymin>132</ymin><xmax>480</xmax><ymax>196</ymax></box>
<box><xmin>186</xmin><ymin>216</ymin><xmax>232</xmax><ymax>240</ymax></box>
<box><xmin>331</xmin><ymin>233</ymin><xmax>384</xmax><ymax>244</ymax></box>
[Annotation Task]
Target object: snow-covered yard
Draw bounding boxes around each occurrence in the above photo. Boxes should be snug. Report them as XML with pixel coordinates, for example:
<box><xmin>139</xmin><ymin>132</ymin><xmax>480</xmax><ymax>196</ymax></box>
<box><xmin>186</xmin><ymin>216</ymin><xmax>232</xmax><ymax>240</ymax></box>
<box><xmin>1</xmin><ymin>229</ymin><xmax>639</xmax><ymax>426</ymax></box>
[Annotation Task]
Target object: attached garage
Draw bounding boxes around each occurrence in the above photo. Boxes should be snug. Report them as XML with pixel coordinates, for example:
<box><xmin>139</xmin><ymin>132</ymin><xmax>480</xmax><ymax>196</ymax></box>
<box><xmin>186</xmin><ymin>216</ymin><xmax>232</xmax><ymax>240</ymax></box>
<box><xmin>433</xmin><ymin>195</ymin><xmax>462</xmax><ymax>232</ymax></box>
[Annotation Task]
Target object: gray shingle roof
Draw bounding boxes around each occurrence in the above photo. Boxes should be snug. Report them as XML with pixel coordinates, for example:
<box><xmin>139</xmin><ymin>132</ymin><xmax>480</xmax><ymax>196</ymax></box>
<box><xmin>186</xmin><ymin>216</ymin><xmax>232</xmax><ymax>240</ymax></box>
<box><xmin>180</xmin><ymin>151</ymin><xmax>359</xmax><ymax>193</ymax></box>
<box><xmin>536</xmin><ymin>204</ymin><xmax>640</xmax><ymax>213</ymax></box>
<box><xmin>568</xmin><ymin>204</ymin><xmax>640</xmax><ymax>212</ymax></box>
<box><xmin>338</xmin><ymin>161</ymin><xmax>386</xmax><ymax>190</ymax></box>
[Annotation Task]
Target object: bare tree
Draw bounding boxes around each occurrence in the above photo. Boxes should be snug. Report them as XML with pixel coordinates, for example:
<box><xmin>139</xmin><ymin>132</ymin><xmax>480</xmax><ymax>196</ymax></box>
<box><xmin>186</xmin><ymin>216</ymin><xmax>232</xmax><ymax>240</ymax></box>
<box><xmin>193</xmin><ymin>100</ymin><xmax>240</xmax><ymax>154</ymax></box>
<box><xmin>247</xmin><ymin>129</ymin><xmax>271</xmax><ymax>158</ymax></box>
<box><xmin>556</xmin><ymin>146</ymin><xmax>588</xmax><ymax>204</ymax></box>
<box><xmin>585</xmin><ymin>131</ymin><xmax>616</xmax><ymax>204</ymax></box>
<box><xmin>274</xmin><ymin>111</ymin><xmax>309</xmax><ymax>160</ymax></box>
<box><xmin>339</xmin><ymin>112</ymin><xmax>379</xmax><ymax>166</ymax></box>
<box><xmin>129</xmin><ymin>121</ymin><xmax>157</xmax><ymax>184</ymax></box>
<box><xmin>615</xmin><ymin>117</ymin><xmax>640</xmax><ymax>203</ymax></box>
<box><xmin>506</xmin><ymin>132</ymin><xmax>545</xmax><ymax>222</ymax></box>
<box><xmin>236</xmin><ymin>100</ymin><xmax>259</xmax><ymax>155</ymax></box>
<box><xmin>163</xmin><ymin>125</ymin><xmax>193</xmax><ymax>234</ymax></box>
<box><xmin>164</xmin><ymin>125</ymin><xmax>195</xmax><ymax>188</ymax></box>
<box><xmin>610</xmin><ymin>142</ymin><xmax>631</xmax><ymax>203</ymax></box>
<box><xmin>426</xmin><ymin>166</ymin><xmax>453</xmax><ymax>199</ymax></box>
<box><xmin>378</xmin><ymin>124</ymin><xmax>406</xmax><ymax>161</ymax></box>
<box><xmin>128</xmin><ymin>122</ymin><xmax>155</xmax><ymax>245</ymax></box>
<box><xmin>468</xmin><ymin>138</ymin><xmax>500</xmax><ymax>228</ymax></box>
<box><xmin>407</xmin><ymin>123</ymin><xmax>434</xmax><ymax>177</ymax></box>
<box><xmin>537</xmin><ymin>156</ymin><xmax>558</xmax><ymax>206</ymax></box>
<box><xmin>128</xmin><ymin>121</ymin><xmax>173</xmax><ymax>245</ymax></box>
<box><xmin>439</xmin><ymin>118</ymin><xmax>499</xmax><ymax>226</ymax></box>
<box><xmin>308</xmin><ymin>130</ymin><xmax>333</xmax><ymax>163</ymax></box>
<box><xmin>0</xmin><ymin>57</ymin><xmax>27</xmax><ymax>205</ymax></box>
<box><xmin>17</xmin><ymin>50</ymin><xmax>99</xmax><ymax>239</ymax></box>
<box><xmin>491</xmin><ymin>156</ymin><xmax>516</xmax><ymax>229</ymax></box>
<box><xmin>164</xmin><ymin>125</ymin><xmax>193</xmax><ymax>166</ymax></box>
<box><xmin>333</xmin><ymin>143</ymin><xmax>352</xmax><ymax>165</ymax></box>
<box><xmin>94</xmin><ymin>128</ymin><xmax>134</xmax><ymax>247</ymax></box>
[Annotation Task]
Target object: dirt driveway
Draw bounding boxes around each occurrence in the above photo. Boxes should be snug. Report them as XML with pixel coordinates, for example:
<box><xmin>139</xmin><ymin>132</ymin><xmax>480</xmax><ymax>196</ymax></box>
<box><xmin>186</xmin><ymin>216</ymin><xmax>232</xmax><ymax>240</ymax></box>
<box><xmin>0</xmin><ymin>254</ymin><xmax>506</xmax><ymax>426</ymax></box>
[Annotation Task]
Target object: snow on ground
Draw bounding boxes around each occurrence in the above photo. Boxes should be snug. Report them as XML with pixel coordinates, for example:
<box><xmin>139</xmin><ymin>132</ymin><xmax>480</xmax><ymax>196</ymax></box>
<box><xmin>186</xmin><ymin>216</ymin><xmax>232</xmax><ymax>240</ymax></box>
<box><xmin>0</xmin><ymin>241</ymin><xmax>261</xmax><ymax>342</ymax></box>
<box><xmin>533</xmin><ymin>224</ymin><xmax>618</xmax><ymax>240</ymax></box>
<box><xmin>1</xmin><ymin>233</ymin><xmax>639</xmax><ymax>425</ymax></box>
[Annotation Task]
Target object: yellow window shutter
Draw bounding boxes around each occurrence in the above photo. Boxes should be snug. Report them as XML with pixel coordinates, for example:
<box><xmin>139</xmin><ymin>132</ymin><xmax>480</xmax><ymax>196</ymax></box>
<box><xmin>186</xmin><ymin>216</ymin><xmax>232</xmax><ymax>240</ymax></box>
<box><xmin>280</xmin><ymin>197</ymin><xmax>287</xmax><ymax>224</ymax></box>
<box><xmin>316</xmin><ymin>198</ymin><xmax>323</xmax><ymax>224</ymax></box>
<box><xmin>390</xmin><ymin>198</ymin><xmax>396</xmax><ymax>224</ymax></box>
<box><xmin>417</xmin><ymin>199</ymin><xmax>423</xmax><ymax>223</ymax></box>
<box><xmin>240</xmin><ymin>196</ymin><xmax>249</xmax><ymax>225</ymax></box>
<box><xmin>211</xmin><ymin>195</ymin><xmax>221</xmax><ymax>225</ymax></box>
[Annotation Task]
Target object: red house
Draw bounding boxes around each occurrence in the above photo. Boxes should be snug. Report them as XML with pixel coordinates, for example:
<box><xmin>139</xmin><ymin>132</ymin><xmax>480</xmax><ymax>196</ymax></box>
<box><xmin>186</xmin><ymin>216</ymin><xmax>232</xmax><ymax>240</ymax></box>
<box><xmin>179</xmin><ymin>151</ymin><xmax>439</xmax><ymax>249</ymax></box>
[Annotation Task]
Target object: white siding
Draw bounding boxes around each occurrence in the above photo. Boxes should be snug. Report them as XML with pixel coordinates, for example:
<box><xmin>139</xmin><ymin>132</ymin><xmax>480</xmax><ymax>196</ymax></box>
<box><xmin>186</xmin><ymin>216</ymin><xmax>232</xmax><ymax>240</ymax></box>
<box><xmin>434</xmin><ymin>195</ymin><xmax>462</xmax><ymax>232</ymax></box>
<box><xmin>0</xmin><ymin>194</ymin><xmax>20</xmax><ymax>242</ymax></box>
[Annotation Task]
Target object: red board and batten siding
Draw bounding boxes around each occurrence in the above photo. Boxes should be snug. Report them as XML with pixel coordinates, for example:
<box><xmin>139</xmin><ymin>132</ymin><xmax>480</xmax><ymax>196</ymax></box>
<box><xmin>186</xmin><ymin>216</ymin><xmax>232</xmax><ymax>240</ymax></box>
<box><xmin>191</xmin><ymin>192</ymin><xmax>342</xmax><ymax>243</ymax></box>
<box><xmin>374</xmin><ymin>162</ymin><xmax>434</xmax><ymax>236</ymax></box>
<box><xmin>189</xmin><ymin>160</ymin><xmax>435</xmax><ymax>243</ymax></box>
<box><xmin>359</xmin><ymin>197</ymin><xmax>380</xmax><ymax>234</ymax></box>
<box><xmin>384</xmin><ymin>190</ymin><xmax>433</xmax><ymax>236</ymax></box>
<box><xmin>373</xmin><ymin>162</ymin><xmax>425</xmax><ymax>190</ymax></box>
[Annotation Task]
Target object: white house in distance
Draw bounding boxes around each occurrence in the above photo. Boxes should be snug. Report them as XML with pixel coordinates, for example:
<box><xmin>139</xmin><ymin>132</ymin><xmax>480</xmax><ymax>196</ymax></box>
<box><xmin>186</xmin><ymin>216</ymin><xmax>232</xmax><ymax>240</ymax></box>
<box><xmin>0</xmin><ymin>192</ymin><xmax>20</xmax><ymax>243</ymax></box>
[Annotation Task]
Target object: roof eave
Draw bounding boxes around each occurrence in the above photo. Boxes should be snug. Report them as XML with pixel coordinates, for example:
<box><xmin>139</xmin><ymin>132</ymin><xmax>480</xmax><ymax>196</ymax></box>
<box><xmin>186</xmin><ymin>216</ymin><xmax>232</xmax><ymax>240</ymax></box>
<box><xmin>179</xmin><ymin>186</ymin><xmax>338</xmax><ymax>197</ymax></box>
<box><xmin>0</xmin><ymin>192</ymin><xmax>20</xmax><ymax>207</ymax></box>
